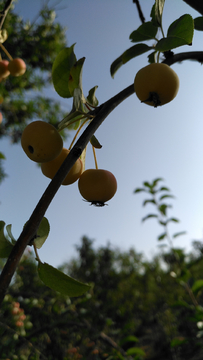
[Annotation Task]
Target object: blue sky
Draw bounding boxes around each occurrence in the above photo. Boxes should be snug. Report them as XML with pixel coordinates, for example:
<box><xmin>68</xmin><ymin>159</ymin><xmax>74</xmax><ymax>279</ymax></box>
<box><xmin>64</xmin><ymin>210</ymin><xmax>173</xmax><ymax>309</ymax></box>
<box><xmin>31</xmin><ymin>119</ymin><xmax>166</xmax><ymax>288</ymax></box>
<box><xmin>1</xmin><ymin>0</ymin><xmax>203</xmax><ymax>267</ymax></box>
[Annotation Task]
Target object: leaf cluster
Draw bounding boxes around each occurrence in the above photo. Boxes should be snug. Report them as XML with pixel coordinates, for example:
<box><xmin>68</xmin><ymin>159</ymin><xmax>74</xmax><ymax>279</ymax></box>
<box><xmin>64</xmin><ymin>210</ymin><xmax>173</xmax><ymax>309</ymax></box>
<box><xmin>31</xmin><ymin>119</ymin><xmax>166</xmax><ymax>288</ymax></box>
<box><xmin>110</xmin><ymin>0</ymin><xmax>203</xmax><ymax>77</ymax></box>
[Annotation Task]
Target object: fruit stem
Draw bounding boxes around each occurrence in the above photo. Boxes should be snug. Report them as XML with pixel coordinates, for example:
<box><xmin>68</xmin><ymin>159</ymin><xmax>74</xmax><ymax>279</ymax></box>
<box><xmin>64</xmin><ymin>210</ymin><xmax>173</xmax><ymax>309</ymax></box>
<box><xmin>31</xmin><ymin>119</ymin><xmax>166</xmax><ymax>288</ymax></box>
<box><xmin>0</xmin><ymin>42</ymin><xmax>13</xmax><ymax>60</ymax></box>
<box><xmin>69</xmin><ymin>118</ymin><xmax>89</xmax><ymax>150</ymax></box>
<box><xmin>92</xmin><ymin>145</ymin><xmax>98</xmax><ymax>169</ymax></box>
<box><xmin>33</xmin><ymin>242</ymin><xmax>41</xmax><ymax>263</ymax></box>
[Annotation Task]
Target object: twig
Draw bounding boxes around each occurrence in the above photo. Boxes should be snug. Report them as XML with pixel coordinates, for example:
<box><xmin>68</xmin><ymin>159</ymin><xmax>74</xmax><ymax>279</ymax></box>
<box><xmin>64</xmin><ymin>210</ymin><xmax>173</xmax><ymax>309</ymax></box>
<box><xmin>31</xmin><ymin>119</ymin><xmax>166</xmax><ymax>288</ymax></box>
<box><xmin>0</xmin><ymin>0</ymin><xmax>13</xmax><ymax>30</ymax></box>
<box><xmin>133</xmin><ymin>0</ymin><xmax>145</xmax><ymax>24</ymax></box>
<box><xmin>0</xmin><ymin>50</ymin><xmax>203</xmax><ymax>307</ymax></box>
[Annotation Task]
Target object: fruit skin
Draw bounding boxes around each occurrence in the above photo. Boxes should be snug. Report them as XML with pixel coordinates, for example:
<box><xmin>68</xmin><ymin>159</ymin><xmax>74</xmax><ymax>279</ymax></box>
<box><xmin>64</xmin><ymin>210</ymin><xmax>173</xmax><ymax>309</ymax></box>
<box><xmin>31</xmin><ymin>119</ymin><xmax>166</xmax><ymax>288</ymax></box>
<box><xmin>134</xmin><ymin>63</ymin><xmax>179</xmax><ymax>107</ymax></box>
<box><xmin>78</xmin><ymin>169</ymin><xmax>117</xmax><ymax>206</ymax></box>
<box><xmin>8</xmin><ymin>58</ymin><xmax>26</xmax><ymax>76</ymax></box>
<box><xmin>0</xmin><ymin>112</ymin><xmax>2</xmax><ymax>124</ymax></box>
<box><xmin>0</xmin><ymin>60</ymin><xmax>10</xmax><ymax>79</ymax></box>
<box><xmin>21</xmin><ymin>121</ymin><xmax>63</xmax><ymax>163</ymax></box>
<box><xmin>41</xmin><ymin>148</ymin><xmax>83</xmax><ymax>185</ymax></box>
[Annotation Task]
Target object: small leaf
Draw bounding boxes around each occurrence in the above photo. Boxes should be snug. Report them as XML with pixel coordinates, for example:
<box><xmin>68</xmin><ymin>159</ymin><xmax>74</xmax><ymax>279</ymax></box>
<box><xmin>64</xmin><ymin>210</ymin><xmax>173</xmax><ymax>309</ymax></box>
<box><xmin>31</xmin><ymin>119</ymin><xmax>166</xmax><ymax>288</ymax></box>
<box><xmin>158</xmin><ymin>232</ymin><xmax>167</xmax><ymax>240</ymax></box>
<box><xmin>159</xmin><ymin>194</ymin><xmax>174</xmax><ymax>200</ymax></box>
<box><xmin>143</xmin><ymin>181</ymin><xmax>151</xmax><ymax>188</ymax></box>
<box><xmin>38</xmin><ymin>262</ymin><xmax>91</xmax><ymax>297</ymax></box>
<box><xmin>90</xmin><ymin>135</ymin><xmax>102</xmax><ymax>149</ymax></box>
<box><xmin>143</xmin><ymin>199</ymin><xmax>156</xmax><ymax>206</ymax></box>
<box><xmin>159</xmin><ymin>204</ymin><xmax>168</xmax><ymax>215</ymax></box>
<box><xmin>122</xmin><ymin>43</ymin><xmax>152</xmax><ymax>64</ymax></box>
<box><xmin>6</xmin><ymin>224</ymin><xmax>16</xmax><ymax>244</ymax></box>
<box><xmin>126</xmin><ymin>347</ymin><xmax>145</xmax><ymax>356</ymax></box>
<box><xmin>152</xmin><ymin>177</ymin><xmax>164</xmax><ymax>187</ymax></box>
<box><xmin>0</xmin><ymin>221</ymin><xmax>14</xmax><ymax>258</ymax></box>
<box><xmin>194</xmin><ymin>17</ymin><xmax>203</xmax><ymax>31</ymax></box>
<box><xmin>34</xmin><ymin>217</ymin><xmax>50</xmax><ymax>249</ymax></box>
<box><xmin>192</xmin><ymin>280</ymin><xmax>203</xmax><ymax>294</ymax></box>
<box><xmin>130</xmin><ymin>22</ymin><xmax>158</xmax><ymax>42</ymax></box>
<box><xmin>142</xmin><ymin>214</ymin><xmax>158</xmax><ymax>222</ymax></box>
<box><xmin>52</xmin><ymin>45</ymin><xmax>77</xmax><ymax>98</ymax></box>
<box><xmin>86</xmin><ymin>86</ymin><xmax>99</xmax><ymax>107</ymax></box>
<box><xmin>134</xmin><ymin>188</ymin><xmax>146</xmax><ymax>193</ymax></box>
<box><xmin>167</xmin><ymin>217</ymin><xmax>179</xmax><ymax>223</ymax></box>
<box><xmin>155</xmin><ymin>0</ymin><xmax>165</xmax><ymax>26</ymax></box>
<box><xmin>0</xmin><ymin>152</ymin><xmax>6</xmax><ymax>159</ymax></box>
<box><xmin>120</xmin><ymin>335</ymin><xmax>138</xmax><ymax>346</ymax></box>
<box><xmin>110</xmin><ymin>44</ymin><xmax>152</xmax><ymax>78</ymax></box>
<box><xmin>68</xmin><ymin>57</ymin><xmax>86</xmax><ymax>97</ymax></box>
<box><xmin>173</xmin><ymin>231</ymin><xmax>187</xmax><ymax>238</ymax></box>
<box><xmin>159</xmin><ymin>186</ymin><xmax>170</xmax><ymax>192</ymax></box>
<box><xmin>170</xmin><ymin>337</ymin><xmax>187</xmax><ymax>348</ymax></box>
<box><xmin>0</xmin><ymin>29</ymin><xmax>8</xmax><ymax>43</ymax></box>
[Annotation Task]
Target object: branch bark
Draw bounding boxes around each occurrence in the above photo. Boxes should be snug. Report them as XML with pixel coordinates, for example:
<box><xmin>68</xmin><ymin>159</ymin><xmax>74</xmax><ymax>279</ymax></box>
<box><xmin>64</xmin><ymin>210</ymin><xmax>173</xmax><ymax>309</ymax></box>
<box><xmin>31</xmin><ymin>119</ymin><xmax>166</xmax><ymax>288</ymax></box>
<box><xmin>0</xmin><ymin>50</ymin><xmax>203</xmax><ymax>307</ymax></box>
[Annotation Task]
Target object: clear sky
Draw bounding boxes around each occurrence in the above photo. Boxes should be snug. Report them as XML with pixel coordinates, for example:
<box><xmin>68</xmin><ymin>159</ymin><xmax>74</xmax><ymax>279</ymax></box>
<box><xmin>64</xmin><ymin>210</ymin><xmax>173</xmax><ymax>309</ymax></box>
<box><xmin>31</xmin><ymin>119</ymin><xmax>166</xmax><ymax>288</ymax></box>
<box><xmin>1</xmin><ymin>0</ymin><xmax>203</xmax><ymax>267</ymax></box>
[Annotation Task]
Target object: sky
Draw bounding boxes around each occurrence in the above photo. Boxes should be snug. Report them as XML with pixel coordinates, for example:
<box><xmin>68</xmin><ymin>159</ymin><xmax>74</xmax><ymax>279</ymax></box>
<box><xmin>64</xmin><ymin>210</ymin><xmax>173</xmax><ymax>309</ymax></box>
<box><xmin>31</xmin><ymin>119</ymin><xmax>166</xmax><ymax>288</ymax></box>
<box><xmin>1</xmin><ymin>0</ymin><xmax>203</xmax><ymax>268</ymax></box>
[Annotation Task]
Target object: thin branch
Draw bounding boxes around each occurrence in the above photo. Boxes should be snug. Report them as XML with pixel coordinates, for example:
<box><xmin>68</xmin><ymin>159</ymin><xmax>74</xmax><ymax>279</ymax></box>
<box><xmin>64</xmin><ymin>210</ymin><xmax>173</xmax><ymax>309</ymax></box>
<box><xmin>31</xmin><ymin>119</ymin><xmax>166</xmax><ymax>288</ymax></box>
<box><xmin>0</xmin><ymin>0</ymin><xmax>13</xmax><ymax>30</ymax></box>
<box><xmin>0</xmin><ymin>50</ymin><xmax>203</xmax><ymax>307</ymax></box>
<box><xmin>133</xmin><ymin>0</ymin><xmax>145</xmax><ymax>23</ymax></box>
<box><xmin>182</xmin><ymin>0</ymin><xmax>203</xmax><ymax>16</ymax></box>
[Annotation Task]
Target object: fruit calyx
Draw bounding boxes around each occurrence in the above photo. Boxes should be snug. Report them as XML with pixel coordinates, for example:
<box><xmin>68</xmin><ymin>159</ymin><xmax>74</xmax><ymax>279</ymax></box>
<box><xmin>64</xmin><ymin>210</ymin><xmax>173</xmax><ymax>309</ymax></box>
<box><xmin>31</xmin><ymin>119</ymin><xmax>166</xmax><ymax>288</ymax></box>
<box><xmin>141</xmin><ymin>92</ymin><xmax>161</xmax><ymax>107</ymax></box>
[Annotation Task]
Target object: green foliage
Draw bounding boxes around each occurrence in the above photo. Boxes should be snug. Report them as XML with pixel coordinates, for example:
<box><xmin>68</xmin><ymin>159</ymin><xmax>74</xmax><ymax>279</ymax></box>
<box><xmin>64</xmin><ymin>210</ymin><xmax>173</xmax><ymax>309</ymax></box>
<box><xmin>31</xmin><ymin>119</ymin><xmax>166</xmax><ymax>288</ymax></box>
<box><xmin>110</xmin><ymin>1</ymin><xmax>195</xmax><ymax>77</ymax></box>
<box><xmin>38</xmin><ymin>261</ymin><xmax>91</xmax><ymax>297</ymax></box>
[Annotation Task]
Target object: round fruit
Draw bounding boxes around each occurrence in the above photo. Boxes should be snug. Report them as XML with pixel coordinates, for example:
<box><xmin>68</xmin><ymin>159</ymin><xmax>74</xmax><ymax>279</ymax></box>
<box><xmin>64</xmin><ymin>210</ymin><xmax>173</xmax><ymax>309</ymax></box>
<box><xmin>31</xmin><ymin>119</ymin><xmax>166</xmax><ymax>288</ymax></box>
<box><xmin>0</xmin><ymin>112</ymin><xmax>2</xmax><ymax>124</ymax></box>
<box><xmin>21</xmin><ymin>121</ymin><xmax>63</xmax><ymax>162</ymax></box>
<box><xmin>0</xmin><ymin>60</ymin><xmax>10</xmax><ymax>78</ymax></box>
<box><xmin>78</xmin><ymin>169</ymin><xmax>117</xmax><ymax>206</ymax></box>
<box><xmin>41</xmin><ymin>148</ymin><xmax>83</xmax><ymax>185</ymax></box>
<box><xmin>134</xmin><ymin>63</ymin><xmax>179</xmax><ymax>107</ymax></box>
<box><xmin>8</xmin><ymin>58</ymin><xmax>26</xmax><ymax>76</ymax></box>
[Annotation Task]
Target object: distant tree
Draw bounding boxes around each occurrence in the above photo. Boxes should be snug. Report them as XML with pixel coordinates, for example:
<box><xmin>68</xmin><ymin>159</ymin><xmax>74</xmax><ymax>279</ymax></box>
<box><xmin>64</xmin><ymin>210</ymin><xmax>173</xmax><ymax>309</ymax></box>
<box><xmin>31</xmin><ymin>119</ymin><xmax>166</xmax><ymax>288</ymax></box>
<box><xmin>0</xmin><ymin>0</ymin><xmax>69</xmax><ymax>182</ymax></box>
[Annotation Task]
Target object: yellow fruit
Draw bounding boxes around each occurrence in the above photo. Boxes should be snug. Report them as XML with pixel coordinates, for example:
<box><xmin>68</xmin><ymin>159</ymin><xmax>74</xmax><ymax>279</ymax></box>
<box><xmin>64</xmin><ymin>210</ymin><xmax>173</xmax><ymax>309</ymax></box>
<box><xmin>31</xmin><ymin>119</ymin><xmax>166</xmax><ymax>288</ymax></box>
<box><xmin>41</xmin><ymin>148</ymin><xmax>83</xmax><ymax>185</ymax></box>
<box><xmin>21</xmin><ymin>121</ymin><xmax>63</xmax><ymax>162</ymax></box>
<box><xmin>134</xmin><ymin>63</ymin><xmax>179</xmax><ymax>107</ymax></box>
<box><xmin>78</xmin><ymin>169</ymin><xmax>117</xmax><ymax>206</ymax></box>
<box><xmin>8</xmin><ymin>58</ymin><xmax>26</xmax><ymax>76</ymax></box>
<box><xmin>0</xmin><ymin>60</ymin><xmax>10</xmax><ymax>78</ymax></box>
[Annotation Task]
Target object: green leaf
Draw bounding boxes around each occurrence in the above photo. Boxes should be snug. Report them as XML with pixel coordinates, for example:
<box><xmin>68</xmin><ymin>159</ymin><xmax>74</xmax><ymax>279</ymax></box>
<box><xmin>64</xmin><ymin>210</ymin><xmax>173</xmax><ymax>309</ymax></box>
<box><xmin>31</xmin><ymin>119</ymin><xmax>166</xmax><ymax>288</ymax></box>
<box><xmin>0</xmin><ymin>221</ymin><xmax>14</xmax><ymax>258</ymax></box>
<box><xmin>110</xmin><ymin>44</ymin><xmax>151</xmax><ymax>78</ymax></box>
<box><xmin>38</xmin><ymin>262</ymin><xmax>91</xmax><ymax>297</ymax></box>
<box><xmin>134</xmin><ymin>188</ymin><xmax>146</xmax><ymax>193</ymax></box>
<box><xmin>0</xmin><ymin>152</ymin><xmax>6</xmax><ymax>160</ymax></box>
<box><xmin>158</xmin><ymin>232</ymin><xmax>167</xmax><ymax>240</ymax></box>
<box><xmin>120</xmin><ymin>335</ymin><xmax>138</xmax><ymax>346</ymax></box>
<box><xmin>68</xmin><ymin>57</ymin><xmax>86</xmax><ymax>97</ymax></box>
<box><xmin>90</xmin><ymin>135</ymin><xmax>102</xmax><ymax>149</ymax></box>
<box><xmin>86</xmin><ymin>86</ymin><xmax>99</xmax><ymax>107</ymax></box>
<box><xmin>158</xmin><ymin>204</ymin><xmax>168</xmax><ymax>216</ymax></box>
<box><xmin>192</xmin><ymin>280</ymin><xmax>203</xmax><ymax>294</ymax></box>
<box><xmin>122</xmin><ymin>44</ymin><xmax>152</xmax><ymax>64</ymax></box>
<box><xmin>52</xmin><ymin>45</ymin><xmax>77</xmax><ymax>98</ymax></box>
<box><xmin>167</xmin><ymin>217</ymin><xmax>179</xmax><ymax>223</ymax></box>
<box><xmin>156</xmin><ymin>14</ymin><xmax>194</xmax><ymax>51</ymax></box>
<box><xmin>173</xmin><ymin>231</ymin><xmax>187</xmax><ymax>238</ymax></box>
<box><xmin>155</xmin><ymin>0</ymin><xmax>165</xmax><ymax>26</ymax></box>
<box><xmin>142</xmin><ymin>214</ymin><xmax>158</xmax><ymax>222</ymax></box>
<box><xmin>126</xmin><ymin>347</ymin><xmax>145</xmax><ymax>357</ymax></box>
<box><xmin>170</xmin><ymin>337</ymin><xmax>187</xmax><ymax>348</ymax></box>
<box><xmin>194</xmin><ymin>17</ymin><xmax>203</xmax><ymax>31</ymax></box>
<box><xmin>130</xmin><ymin>22</ymin><xmax>158</xmax><ymax>42</ymax></box>
<box><xmin>6</xmin><ymin>224</ymin><xmax>16</xmax><ymax>245</ymax></box>
<box><xmin>34</xmin><ymin>217</ymin><xmax>50</xmax><ymax>249</ymax></box>
<box><xmin>152</xmin><ymin>177</ymin><xmax>164</xmax><ymax>187</ymax></box>
<box><xmin>159</xmin><ymin>186</ymin><xmax>170</xmax><ymax>192</ymax></box>
<box><xmin>143</xmin><ymin>199</ymin><xmax>156</xmax><ymax>206</ymax></box>
<box><xmin>159</xmin><ymin>194</ymin><xmax>174</xmax><ymax>200</ymax></box>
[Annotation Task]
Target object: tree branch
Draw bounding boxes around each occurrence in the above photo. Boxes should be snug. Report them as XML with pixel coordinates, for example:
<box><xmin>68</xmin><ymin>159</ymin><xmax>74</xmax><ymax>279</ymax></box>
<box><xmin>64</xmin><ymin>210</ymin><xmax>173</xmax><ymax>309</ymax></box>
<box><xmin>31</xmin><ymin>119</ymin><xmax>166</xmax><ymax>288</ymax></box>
<box><xmin>0</xmin><ymin>50</ymin><xmax>203</xmax><ymax>307</ymax></box>
<box><xmin>0</xmin><ymin>0</ymin><xmax>13</xmax><ymax>30</ymax></box>
<box><xmin>183</xmin><ymin>0</ymin><xmax>203</xmax><ymax>15</ymax></box>
<box><xmin>133</xmin><ymin>0</ymin><xmax>145</xmax><ymax>24</ymax></box>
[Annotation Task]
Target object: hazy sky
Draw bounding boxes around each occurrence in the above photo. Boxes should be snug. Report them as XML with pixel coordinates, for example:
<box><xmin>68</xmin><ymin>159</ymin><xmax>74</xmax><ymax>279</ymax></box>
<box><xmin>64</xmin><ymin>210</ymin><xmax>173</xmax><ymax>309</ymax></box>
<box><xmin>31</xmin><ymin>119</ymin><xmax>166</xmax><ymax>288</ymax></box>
<box><xmin>1</xmin><ymin>0</ymin><xmax>203</xmax><ymax>267</ymax></box>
